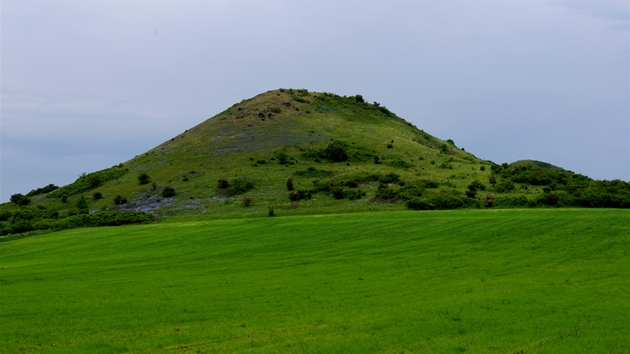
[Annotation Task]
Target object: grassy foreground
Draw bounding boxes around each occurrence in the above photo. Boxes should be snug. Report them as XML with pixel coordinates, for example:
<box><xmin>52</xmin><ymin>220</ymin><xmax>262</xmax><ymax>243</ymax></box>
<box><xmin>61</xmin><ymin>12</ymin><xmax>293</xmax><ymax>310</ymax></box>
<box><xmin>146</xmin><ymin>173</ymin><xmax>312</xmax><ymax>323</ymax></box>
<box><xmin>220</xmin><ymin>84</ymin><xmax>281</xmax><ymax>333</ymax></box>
<box><xmin>1</xmin><ymin>209</ymin><xmax>628</xmax><ymax>353</ymax></box>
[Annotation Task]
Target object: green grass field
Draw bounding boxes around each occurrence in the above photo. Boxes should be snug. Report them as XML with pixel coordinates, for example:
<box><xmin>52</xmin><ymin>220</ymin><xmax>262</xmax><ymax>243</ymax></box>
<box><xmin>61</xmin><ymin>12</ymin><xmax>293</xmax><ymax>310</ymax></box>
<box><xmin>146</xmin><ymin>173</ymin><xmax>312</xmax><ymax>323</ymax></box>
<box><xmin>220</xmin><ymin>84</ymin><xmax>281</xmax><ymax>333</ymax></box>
<box><xmin>1</xmin><ymin>209</ymin><xmax>628</xmax><ymax>353</ymax></box>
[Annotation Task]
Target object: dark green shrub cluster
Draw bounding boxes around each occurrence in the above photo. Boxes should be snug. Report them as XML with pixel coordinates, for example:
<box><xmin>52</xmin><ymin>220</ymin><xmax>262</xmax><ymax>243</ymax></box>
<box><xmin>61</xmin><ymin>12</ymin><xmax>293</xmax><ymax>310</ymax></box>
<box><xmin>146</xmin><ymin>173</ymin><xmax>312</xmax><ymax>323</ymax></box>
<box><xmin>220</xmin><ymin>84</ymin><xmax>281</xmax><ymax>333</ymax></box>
<box><xmin>406</xmin><ymin>193</ymin><xmax>474</xmax><ymax>211</ymax></box>
<box><xmin>289</xmin><ymin>190</ymin><xmax>313</xmax><ymax>201</ymax></box>
<box><xmin>275</xmin><ymin>152</ymin><xmax>296</xmax><ymax>165</ymax></box>
<box><xmin>0</xmin><ymin>206</ymin><xmax>152</xmax><ymax>236</ymax></box>
<box><xmin>138</xmin><ymin>173</ymin><xmax>152</xmax><ymax>185</ymax></box>
<box><xmin>26</xmin><ymin>184</ymin><xmax>59</xmax><ymax>197</ymax></box>
<box><xmin>218</xmin><ymin>178</ymin><xmax>254</xmax><ymax>196</ymax></box>
<box><xmin>75</xmin><ymin>196</ymin><xmax>89</xmax><ymax>214</ymax></box>
<box><xmin>32</xmin><ymin>211</ymin><xmax>152</xmax><ymax>233</ymax></box>
<box><xmin>50</xmin><ymin>166</ymin><xmax>127</xmax><ymax>198</ymax></box>
<box><xmin>10</xmin><ymin>194</ymin><xmax>31</xmax><ymax>206</ymax></box>
<box><xmin>113</xmin><ymin>194</ymin><xmax>128</xmax><ymax>205</ymax></box>
<box><xmin>0</xmin><ymin>211</ymin><xmax>12</xmax><ymax>221</ymax></box>
<box><xmin>493</xmin><ymin>195</ymin><xmax>530</xmax><ymax>207</ymax></box>
<box><xmin>161</xmin><ymin>185</ymin><xmax>176</xmax><ymax>198</ymax></box>
<box><xmin>379</xmin><ymin>173</ymin><xmax>401</xmax><ymax>184</ymax></box>
<box><xmin>294</xmin><ymin>167</ymin><xmax>333</xmax><ymax>178</ymax></box>
<box><xmin>286</xmin><ymin>177</ymin><xmax>294</xmax><ymax>191</ymax></box>
<box><xmin>388</xmin><ymin>159</ymin><xmax>412</xmax><ymax>169</ymax></box>
<box><xmin>92</xmin><ymin>192</ymin><xmax>103</xmax><ymax>200</ymax></box>
<box><xmin>302</xmin><ymin>141</ymin><xmax>373</xmax><ymax>163</ymax></box>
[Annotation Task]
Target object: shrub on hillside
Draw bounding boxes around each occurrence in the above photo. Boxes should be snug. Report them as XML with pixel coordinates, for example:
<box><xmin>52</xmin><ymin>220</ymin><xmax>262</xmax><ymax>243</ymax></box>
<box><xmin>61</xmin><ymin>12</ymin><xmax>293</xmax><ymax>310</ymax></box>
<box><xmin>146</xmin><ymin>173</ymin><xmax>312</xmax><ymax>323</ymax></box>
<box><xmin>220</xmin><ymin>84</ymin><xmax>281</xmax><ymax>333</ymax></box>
<box><xmin>217</xmin><ymin>179</ymin><xmax>230</xmax><ymax>189</ymax></box>
<box><xmin>406</xmin><ymin>198</ymin><xmax>434</xmax><ymax>210</ymax></box>
<box><xmin>26</xmin><ymin>184</ymin><xmax>59</xmax><ymax>197</ymax></box>
<box><xmin>113</xmin><ymin>194</ymin><xmax>128</xmax><ymax>205</ymax></box>
<box><xmin>92</xmin><ymin>192</ymin><xmax>103</xmax><ymax>200</ymax></box>
<box><xmin>0</xmin><ymin>211</ymin><xmax>12</xmax><ymax>221</ymax></box>
<box><xmin>138</xmin><ymin>173</ymin><xmax>152</xmax><ymax>185</ymax></box>
<box><xmin>286</xmin><ymin>177</ymin><xmax>294</xmax><ymax>191</ymax></box>
<box><xmin>162</xmin><ymin>185</ymin><xmax>176</xmax><ymax>198</ymax></box>
<box><xmin>289</xmin><ymin>190</ymin><xmax>313</xmax><ymax>202</ymax></box>
<box><xmin>324</xmin><ymin>143</ymin><xmax>348</xmax><ymax>162</ymax></box>
<box><xmin>10</xmin><ymin>194</ymin><xmax>31</xmax><ymax>206</ymax></box>
<box><xmin>467</xmin><ymin>180</ymin><xmax>486</xmax><ymax>192</ymax></box>
<box><xmin>379</xmin><ymin>173</ymin><xmax>401</xmax><ymax>184</ymax></box>
<box><xmin>75</xmin><ymin>196</ymin><xmax>89</xmax><ymax>214</ymax></box>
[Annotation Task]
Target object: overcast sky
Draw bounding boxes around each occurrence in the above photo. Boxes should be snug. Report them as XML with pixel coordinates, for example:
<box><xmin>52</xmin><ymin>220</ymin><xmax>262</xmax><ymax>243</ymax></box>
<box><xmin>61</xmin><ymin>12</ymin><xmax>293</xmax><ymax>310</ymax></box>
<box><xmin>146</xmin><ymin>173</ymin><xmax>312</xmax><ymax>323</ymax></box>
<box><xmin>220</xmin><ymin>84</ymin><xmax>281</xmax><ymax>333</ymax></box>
<box><xmin>1</xmin><ymin>0</ymin><xmax>628</xmax><ymax>201</ymax></box>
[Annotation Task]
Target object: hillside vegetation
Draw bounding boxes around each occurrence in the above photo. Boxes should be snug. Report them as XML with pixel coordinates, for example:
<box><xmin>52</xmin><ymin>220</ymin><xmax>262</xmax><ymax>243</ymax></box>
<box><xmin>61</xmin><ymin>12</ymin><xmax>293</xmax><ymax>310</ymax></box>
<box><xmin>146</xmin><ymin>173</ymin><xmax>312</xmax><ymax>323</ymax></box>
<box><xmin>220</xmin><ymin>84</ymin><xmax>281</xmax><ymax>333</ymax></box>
<box><xmin>2</xmin><ymin>89</ymin><xmax>629</xmax><ymax>235</ymax></box>
<box><xmin>1</xmin><ymin>209</ymin><xmax>628</xmax><ymax>353</ymax></box>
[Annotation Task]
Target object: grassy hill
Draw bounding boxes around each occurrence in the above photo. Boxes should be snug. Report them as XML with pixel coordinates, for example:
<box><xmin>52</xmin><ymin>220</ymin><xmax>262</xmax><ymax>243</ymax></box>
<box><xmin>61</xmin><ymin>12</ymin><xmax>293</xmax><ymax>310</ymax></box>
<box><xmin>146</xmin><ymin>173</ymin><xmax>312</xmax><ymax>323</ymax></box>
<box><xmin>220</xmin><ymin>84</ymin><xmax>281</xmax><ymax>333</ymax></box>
<box><xmin>1</xmin><ymin>209</ymin><xmax>628</xmax><ymax>353</ymax></box>
<box><xmin>1</xmin><ymin>89</ymin><xmax>629</xmax><ymax>235</ymax></box>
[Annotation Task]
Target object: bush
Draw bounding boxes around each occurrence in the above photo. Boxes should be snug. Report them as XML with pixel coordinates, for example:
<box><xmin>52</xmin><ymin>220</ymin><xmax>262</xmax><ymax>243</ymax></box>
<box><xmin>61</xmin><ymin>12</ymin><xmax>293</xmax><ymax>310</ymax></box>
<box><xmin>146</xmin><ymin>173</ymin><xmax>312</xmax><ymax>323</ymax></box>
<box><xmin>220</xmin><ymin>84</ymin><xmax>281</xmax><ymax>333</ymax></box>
<box><xmin>286</xmin><ymin>177</ymin><xmax>294</xmax><ymax>191</ymax></box>
<box><xmin>92</xmin><ymin>192</ymin><xmax>103</xmax><ymax>200</ymax></box>
<box><xmin>345</xmin><ymin>189</ymin><xmax>366</xmax><ymax>200</ymax></box>
<box><xmin>418</xmin><ymin>179</ymin><xmax>439</xmax><ymax>189</ymax></box>
<box><xmin>218</xmin><ymin>179</ymin><xmax>230</xmax><ymax>189</ymax></box>
<box><xmin>324</xmin><ymin>143</ymin><xmax>348</xmax><ymax>162</ymax></box>
<box><xmin>10</xmin><ymin>194</ymin><xmax>31</xmax><ymax>206</ymax></box>
<box><xmin>76</xmin><ymin>196</ymin><xmax>89</xmax><ymax>214</ymax></box>
<box><xmin>495</xmin><ymin>181</ymin><xmax>515</xmax><ymax>193</ymax></box>
<box><xmin>465</xmin><ymin>190</ymin><xmax>477</xmax><ymax>198</ymax></box>
<box><xmin>26</xmin><ymin>184</ymin><xmax>59</xmax><ymax>197</ymax></box>
<box><xmin>386</xmin><ymin>143</ymin><xmax>393</xmax><ymax>149</ymax></box>
<box><xmin>113</xmin><ymin>194</ymin><xmax>128</xmax><ymax>205</ymax></box>
<box><xmin>242</xmin><ymin>197</ymin><xmax>252</xmax><ymax>207</ymax></box>
<box><xmin>389</xmin><ymin>159</ymin><xmax>412</xmax><ymax>169</ymax></box>
<box><xmin>379</xmin><ymin>173</ymin><xmax>401</xmax><ymax>184</ymax></box>
<box><xmin>0</xmin><ymin>211</ymin><xmax>12</xmax><ymax>221</ymax></box>
<box><xmin>467</xmin><ymin>180</ymin><xmax>486</xmax><ymax>192</ymax></box>
<box><xmin>373</xmin><ymin>156</ymin><xmax>381</xmax><ymax>164</ymax></box>
<box><xmin>375</xmin><ymin>186</ymin><xmax>396</xmax><ymax>199</ymax></box>
<box><xmin>406</xmin><ymin>198</ymin><xmax>434</xmax><ymax>210</ymax></box>
<box><xmin>226</xmin><ymin>179</ymin><xmax>254</xmax><ymax>196</ymax></box>
<box><xmin>138</xmin><ymin>173</ymin><xmax>151</xmax><ymax>185</ymax></box>
<box><xmin>494</xmin><ymin>195</ymin><xmax>529</xmax><ymax>207</ymax></box>
<box><xmin>267</xmin><ymin>205</ymin><xmax>275</xmax><ymax>217</ymax></box>
<box><xmin>289</xmin><ymin>190</ymin><xmax>313</xmax><ymax>202</ymax></box>
<box><xmin>331</xmin><ymin>187</ymin><xmax>345</xmax><ymax>200</ymax></box>
<box><xmin>162</xmin><ymin>186</ymin><xmax>176</xmax><ymax>198</ymax></box>
<box><xmin>484</xmin><ymin>193</ymin><xmax>495</xmax><ymax>207</ymax></box>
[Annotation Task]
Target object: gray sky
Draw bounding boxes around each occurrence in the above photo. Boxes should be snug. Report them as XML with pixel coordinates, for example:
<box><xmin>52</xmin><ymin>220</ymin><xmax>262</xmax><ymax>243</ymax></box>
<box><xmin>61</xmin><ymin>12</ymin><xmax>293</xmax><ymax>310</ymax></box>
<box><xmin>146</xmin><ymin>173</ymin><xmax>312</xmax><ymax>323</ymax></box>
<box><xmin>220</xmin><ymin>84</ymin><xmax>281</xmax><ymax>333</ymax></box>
<box><xmin>1</xmin><ymin>0</ymin><xmax>628</xmax><ymax>202</ymax></box>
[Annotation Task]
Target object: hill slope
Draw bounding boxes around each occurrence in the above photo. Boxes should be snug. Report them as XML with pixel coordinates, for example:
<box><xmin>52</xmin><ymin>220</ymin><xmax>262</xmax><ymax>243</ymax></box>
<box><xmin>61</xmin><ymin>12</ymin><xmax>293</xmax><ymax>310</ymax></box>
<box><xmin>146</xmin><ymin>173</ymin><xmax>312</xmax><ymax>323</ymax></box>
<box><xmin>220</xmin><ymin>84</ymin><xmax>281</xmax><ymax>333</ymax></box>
<box><xmin>2</xmin><ymin>89</ymin><xmax>629</xmax><ymax>233</ymax></box>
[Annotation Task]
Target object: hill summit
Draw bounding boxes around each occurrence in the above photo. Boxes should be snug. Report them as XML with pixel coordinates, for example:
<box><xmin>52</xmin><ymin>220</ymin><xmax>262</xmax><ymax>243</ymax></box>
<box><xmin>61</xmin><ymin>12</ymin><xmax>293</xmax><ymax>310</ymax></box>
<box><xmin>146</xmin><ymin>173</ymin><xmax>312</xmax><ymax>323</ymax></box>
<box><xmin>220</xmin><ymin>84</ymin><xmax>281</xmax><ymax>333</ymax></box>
<box><xmin>2</xmin><ymin>89</ymin><xmax>629</xmax><ymax>234</ymax></box>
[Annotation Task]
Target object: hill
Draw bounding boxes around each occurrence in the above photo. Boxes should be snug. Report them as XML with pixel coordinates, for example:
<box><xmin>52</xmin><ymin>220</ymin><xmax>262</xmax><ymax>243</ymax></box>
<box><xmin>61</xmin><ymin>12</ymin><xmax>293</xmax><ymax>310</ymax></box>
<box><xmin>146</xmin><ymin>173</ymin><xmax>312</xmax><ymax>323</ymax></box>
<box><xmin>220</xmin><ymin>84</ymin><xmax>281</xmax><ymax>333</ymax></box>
<box><xmin>2</xmin><ymin>89</ymin><xmax>629</xmax><ymax>235</ymax></box>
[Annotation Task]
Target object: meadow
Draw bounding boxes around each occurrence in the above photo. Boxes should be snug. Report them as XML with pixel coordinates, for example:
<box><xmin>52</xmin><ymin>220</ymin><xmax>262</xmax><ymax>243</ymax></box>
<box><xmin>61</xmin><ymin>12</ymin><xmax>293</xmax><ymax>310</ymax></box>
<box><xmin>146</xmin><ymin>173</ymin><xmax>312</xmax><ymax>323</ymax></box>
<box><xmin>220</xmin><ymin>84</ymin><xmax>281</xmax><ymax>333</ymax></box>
<box><xmin>1</xmin><ymin>209</ymin><xmax>628</xmax><ymax>353</ymax></box>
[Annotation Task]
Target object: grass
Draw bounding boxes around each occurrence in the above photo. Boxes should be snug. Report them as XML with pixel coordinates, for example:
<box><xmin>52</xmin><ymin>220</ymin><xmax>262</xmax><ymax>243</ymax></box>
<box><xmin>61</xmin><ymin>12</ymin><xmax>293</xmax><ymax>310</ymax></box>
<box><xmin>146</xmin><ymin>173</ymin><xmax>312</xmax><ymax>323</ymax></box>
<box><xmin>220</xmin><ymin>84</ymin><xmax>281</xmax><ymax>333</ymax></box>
<box><xmin>1</xmin><ymin>209</ymin><xmax>628</xmax><ymax>353</ymax></box>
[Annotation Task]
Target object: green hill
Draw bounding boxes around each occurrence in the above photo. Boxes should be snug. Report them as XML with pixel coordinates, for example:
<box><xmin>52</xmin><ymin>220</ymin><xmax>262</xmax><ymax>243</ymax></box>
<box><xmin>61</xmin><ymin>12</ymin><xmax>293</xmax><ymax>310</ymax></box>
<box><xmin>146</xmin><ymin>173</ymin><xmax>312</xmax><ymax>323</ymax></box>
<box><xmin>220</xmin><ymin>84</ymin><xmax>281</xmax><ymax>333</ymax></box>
<box><xmin>2</xmin><ymin>89</ymin><xmax>629</xmax><ymax>235</ymax></box>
